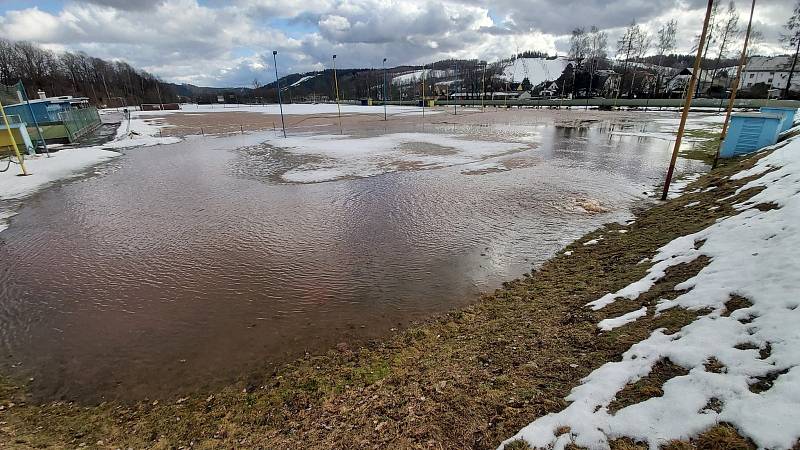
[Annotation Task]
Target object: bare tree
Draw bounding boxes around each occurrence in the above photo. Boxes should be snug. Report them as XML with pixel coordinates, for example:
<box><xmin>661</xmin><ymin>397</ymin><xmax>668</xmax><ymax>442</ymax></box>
<box><xmin>617</xmin><ymin>21</ymin><xmax>650</xmax><ymax>97</ymax></box>
<box><xmin>781</xmin><ymin>0</ymin><xmax>800</xmax><ymax>97</ymax></box>
<box><xmin>694</xmin><ymin>0</ymin><xmax>722</xmax><ymax>96</ymax></box>
<box><xmin>709</xmin><ymin>1</ymin><xmax>740</xmax><ymax>85</ymax></box>
<box><xmin>587</xmin><ymin>26</ymin><xmax>608</xmax><ymax>97</ymax></box>
<box><xmin>617</xmin><ymin>20</ymin><xmax>641</xmax><ymax>95</ymax></box>
<box><xmin>747</xmin><ymin>29</ymin><xmax>765</xmax><ymax>57</ymax></box>
<box><xmin>655</xmin><ymin>20</ymin><xmax>678</xmax><ymax>93</ymax></box>
<box><xmin>569</xmin><ymin>27</ymin><xmax>591</xmax><ymax>69</ymax></box>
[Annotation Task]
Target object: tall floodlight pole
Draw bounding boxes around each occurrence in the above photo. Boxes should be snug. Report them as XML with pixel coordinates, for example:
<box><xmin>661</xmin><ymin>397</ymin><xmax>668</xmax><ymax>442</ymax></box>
<box><xmin>453</xmin><ymin>64</ymin><xmax>458</xmax><ymax>115</ymax></box>
<box><xmin>332</xmin><ymin>54</ymin><xmax>342</xmax><ymax>134</ymax></box>
<box><xmin>661</xmin><ymin>0</ymin><xmax>715</xmax><ymax>201</ymax></box>
<box><xmin>272</xmin><ymin>51</ymin><xmax>287</xmax><ymax>138</ymax></box>
<box><xmin>712</xmin><ymin>0</ymin><xmax>756</xmax><ymax>168</ymax></box>
<box><xmin>481</xmin><ymin>62</ymin><xmax>486</xmax><ymax>110</ymax></box>
<box><xmin>383</xmin><ymin>58</ymin><xmax>388</xmax><ymax>121</ymax></box>
<box><xmin>421</xmin><ymin>65</ymin><xmax>426</xmax><ymax>122</ymax></box>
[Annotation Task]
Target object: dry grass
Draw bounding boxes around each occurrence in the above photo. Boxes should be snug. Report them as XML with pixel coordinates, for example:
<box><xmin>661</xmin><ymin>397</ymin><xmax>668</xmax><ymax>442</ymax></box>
<box><xmin>608</xmin><ymin>359</ymin><xmax>689</xmax><ymax>414</ymax></box>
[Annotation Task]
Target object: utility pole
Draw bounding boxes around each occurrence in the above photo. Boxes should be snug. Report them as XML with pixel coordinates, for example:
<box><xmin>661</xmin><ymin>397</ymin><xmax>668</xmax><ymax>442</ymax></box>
<box><xmin>383</xmin><ymin>58</ymin><xmax>388</xmax><ymax>121</ymax></box>
<box><xmin>785</xmin><ymin>39</ymin><xmax>800</xmax><ymax>99</ymax></box>
<box><xmin>19</xmin><ymin>81</ymin><xmax>49</xmax><ymax>157</ymax></box>
<box><xmin>713</xmin><ymin>0</ymin><xmax>756</xmax><ymax>168</ymax></box>
<box><xmin>272</xmin><ymin>51</ymin><xmax>287</xmax><ymax>138</ymax></box>
<box><xmin>661</xmin><ymin>0</ymin><xmax>715</xmax><ymax>200</ymax></box>
<box><xmin>332</xmin><ymin>54</ymin><xmax>342</xmax><ymax>134</ymax></box>
<box><xmin>101</xmin><ymin>72</ymin><xmax>111</xmax><ymax>107</ymax></box>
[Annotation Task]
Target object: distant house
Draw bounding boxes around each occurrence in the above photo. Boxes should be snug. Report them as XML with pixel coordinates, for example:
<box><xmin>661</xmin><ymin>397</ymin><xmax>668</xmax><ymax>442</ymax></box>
<box><xmin>662</xmin><ymin>68</ymin><xmax>717</xmax><ymax>97</ymax></box>
<box><xmin>601</xmin><ymin>71</ymin><xmax>621</xmax><ymax>98</ymax></box>
<box><xmin>539</xmin><ymin>81</ymin><xmax>560</xmax><ymax>97</ymax></box>
<box><xmin>740</xmin><ymin>55</ymin><xmax>799</xmax><ymax>93</ymax></box>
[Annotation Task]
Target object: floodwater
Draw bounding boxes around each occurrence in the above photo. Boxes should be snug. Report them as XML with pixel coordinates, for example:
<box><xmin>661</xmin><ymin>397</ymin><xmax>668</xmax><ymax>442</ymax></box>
<box><xmin>0</xmin><ymin>111</ymin><xmax>705</xmax><ymax>401</ymax></box>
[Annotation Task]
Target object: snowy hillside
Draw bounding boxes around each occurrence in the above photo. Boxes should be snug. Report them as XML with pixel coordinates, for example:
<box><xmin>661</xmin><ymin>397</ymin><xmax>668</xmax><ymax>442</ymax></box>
<box><xmin>498</xmin><ymin>56</ymin><xmax>571</xmax><ymax>86</ymax></box>
<box><xmin>392</xmin><ymin>69</ymin><xmax>451</xmax><ymax>85</ymax></box>
<box><xmin>289</xmin><ymin>74</ymin><xmax>318</xmax><ymax>87</ymax></box>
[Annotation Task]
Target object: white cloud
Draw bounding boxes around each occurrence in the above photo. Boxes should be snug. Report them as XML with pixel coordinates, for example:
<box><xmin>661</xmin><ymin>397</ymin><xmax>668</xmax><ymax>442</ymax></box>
<box><xmin>0</xmin><ymin>0</ymin><xmax>792</xmax><ymax>87</ymax></box>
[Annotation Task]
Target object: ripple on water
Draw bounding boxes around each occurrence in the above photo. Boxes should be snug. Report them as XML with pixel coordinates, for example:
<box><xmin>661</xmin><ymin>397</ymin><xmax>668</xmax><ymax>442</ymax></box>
<box><xmin>0</xmin><ymin>117</ymin><xmax>708</xmax><ymax>401</ymax></box>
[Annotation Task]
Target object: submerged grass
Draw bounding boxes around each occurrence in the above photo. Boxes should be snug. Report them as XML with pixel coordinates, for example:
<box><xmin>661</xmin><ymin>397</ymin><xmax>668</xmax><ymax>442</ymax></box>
<box><xmin>680</xmin><ymin>128</ymin><xmax>722</xmax><ymax>165</ymax></box>
<box><xmin>0</xmin><ymin>151</ymin><xmax>775</xmax><ymax>449</ymax></box>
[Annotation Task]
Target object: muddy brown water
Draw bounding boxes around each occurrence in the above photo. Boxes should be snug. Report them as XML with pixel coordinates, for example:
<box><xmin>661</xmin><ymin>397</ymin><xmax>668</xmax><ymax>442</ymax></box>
<box><xmin>0</xmin><ymin>112</ymin><xmax>706</xmax><ymax>402</ymax></box>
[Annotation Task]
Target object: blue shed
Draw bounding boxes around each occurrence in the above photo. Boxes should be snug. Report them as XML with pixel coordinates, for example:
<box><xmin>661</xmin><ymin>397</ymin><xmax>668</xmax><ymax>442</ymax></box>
<box><xmin>719</xmin><ymin>113</ymin><xmax>782</xmax><ymax>159</ymax></box>
<box><xmin>3</xmin><ymin>95</ymin><xmax>90</xmax><ymax>125</ymax></box>
<box><xmin>760</xmin><ymin>107</ymin><xmax>796</xmax><ymax>134</ymax></box>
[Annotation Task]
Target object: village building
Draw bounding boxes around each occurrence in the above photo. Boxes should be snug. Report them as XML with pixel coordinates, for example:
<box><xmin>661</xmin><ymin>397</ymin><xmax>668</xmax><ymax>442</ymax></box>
<box><xmin>740</xmin><ymin>55</ymin><xmax>799</xmax><ymax>94</ymax></box>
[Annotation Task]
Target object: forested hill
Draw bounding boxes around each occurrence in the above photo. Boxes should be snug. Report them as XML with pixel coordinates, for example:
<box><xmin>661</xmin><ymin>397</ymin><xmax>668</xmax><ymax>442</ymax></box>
<box><xmin>0</xmin><ymin>38</ymin><xmax>178</xmax><ymax>107</ymax></box>
<box><xmin>0</xmin><ymin>37</ymin><xmax>758</xmax><ymax>108</ymax></box>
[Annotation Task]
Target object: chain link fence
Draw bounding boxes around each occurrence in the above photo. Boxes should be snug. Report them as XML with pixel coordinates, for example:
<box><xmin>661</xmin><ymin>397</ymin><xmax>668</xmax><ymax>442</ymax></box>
<box><xmin>59</xmin><ymin>107</ymin><xmax>101</xmax><ymax>141</ymax></box>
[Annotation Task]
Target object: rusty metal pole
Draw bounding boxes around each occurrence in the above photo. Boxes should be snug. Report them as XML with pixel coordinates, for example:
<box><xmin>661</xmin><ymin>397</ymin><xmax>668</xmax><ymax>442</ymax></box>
<box><xmin>661</xmin><ymin>0</ymin><xmax>715</xmax><ymax>201</ymax></box>
<box><xmin>712</xmin><ymin>0</ymin><xmax>756</xmax><ymax>169</ymax></box>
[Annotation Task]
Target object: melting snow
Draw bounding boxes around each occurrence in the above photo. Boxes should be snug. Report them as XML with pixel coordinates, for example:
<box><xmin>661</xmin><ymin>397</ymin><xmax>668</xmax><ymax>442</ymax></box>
<box><xmin>501</xmin><ymin>135</ymin><xmax>800</xmax><ymax>449</ymax></box>
<box><xmin>598</xmin><ymin>307</ymin><xmax>648</xmax><ymax>332</ymax></box>
<box><xmin>0</xmin><ymin>111</ymin><xmax>177</xmax><ymax>232</ymax></box>
<box><xmin>262</xmin><ymin>132</ymin><xmax>532</xmax><ymax>183</ymax></box>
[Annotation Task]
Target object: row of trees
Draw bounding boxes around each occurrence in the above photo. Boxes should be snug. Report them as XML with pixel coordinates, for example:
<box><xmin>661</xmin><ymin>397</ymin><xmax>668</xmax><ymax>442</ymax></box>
<box><xmin>560</xmin><ymin>1</ymin><xmax>800</xmax><ymax>100</ymax></box>
<box><xmin>691</xmin><ymin>1</ymin><xmax>743</xmax><ymax>96</ymax></box>
<box><xmin>0</xmin><ymin>38</ymin><xmax>177</xmax><ymax>106</ymax></box>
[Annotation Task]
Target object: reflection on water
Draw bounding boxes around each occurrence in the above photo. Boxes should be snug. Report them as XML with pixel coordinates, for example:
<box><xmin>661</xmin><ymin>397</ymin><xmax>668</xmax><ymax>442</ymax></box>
<box><xmin>0</xmin><ymin>114</ymin><xmax>705</xmax><ymax>401</ymax></box>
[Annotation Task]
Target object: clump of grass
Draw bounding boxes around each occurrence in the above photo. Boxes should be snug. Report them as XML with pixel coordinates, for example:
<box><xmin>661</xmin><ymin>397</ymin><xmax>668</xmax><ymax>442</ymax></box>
<box><xmin>504</xmin><ymin>439</ymin><xmax>533</xmax><ymax>450</ymax></box>
<box><xmin>608</xmin><ymin>359</ymin><xmax>689</xmax><ymax>413</ymax></box>
<box><xmin>609</xmin><ymin>437</ymin><xmax>648</xmax><ymax>450</ymax></box>
<box><xmin>695</xmin><ymin>424</ymin><xmax>756</xmax><ymax>450</ymax></box>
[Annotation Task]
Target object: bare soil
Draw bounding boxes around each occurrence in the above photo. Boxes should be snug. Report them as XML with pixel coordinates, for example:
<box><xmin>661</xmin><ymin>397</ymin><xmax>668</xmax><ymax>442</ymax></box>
<box><xmin>149</xmin><ymin>106</ymin><xmax>671</xmax><ymax>138</ymax></box>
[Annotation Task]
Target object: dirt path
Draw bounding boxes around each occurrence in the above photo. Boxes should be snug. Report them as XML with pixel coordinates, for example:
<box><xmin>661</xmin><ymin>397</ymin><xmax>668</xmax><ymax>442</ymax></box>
<box><xmin>0</xmin><ymin>147</ymin><xmax>772</xmax><ymax>449</ymax></box>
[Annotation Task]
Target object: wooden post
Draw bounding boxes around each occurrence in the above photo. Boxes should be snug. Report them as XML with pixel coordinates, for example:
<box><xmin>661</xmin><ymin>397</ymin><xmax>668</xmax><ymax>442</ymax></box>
<box><xmin>661</xmin><ymin>0</ymin><xmax>715</xmax><ymax>201</ymax></box>
<box><xmin>712</xmin><ymin>0</ymin><xmax>756</xmax><ymax>169</ymax></box>
<box><xmin>0</xmin><ymin>98</ymin><xmax>29</xmax><ymax>175</ymax></box>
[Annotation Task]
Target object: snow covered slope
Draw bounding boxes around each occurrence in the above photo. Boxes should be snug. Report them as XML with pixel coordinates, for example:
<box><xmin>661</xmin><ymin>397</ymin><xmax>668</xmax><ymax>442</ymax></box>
<box><xmin>501</xmin><ymin>136</ymin><xmax>800</xmax><ymax>449</ymax></box>
<box><xmin>392</xmin><ymin>69</ymin><xmax>451</xmax><ymax>85</ymax></box>
<box><xmin>498</xmin><ymin>57</ymin><xmax>571</xmax><ymax>86</ymax></box>
<box><xmin>289</xmin><ymin>74</ymin><xmax>317</xmax><ymax>87</ymax></box>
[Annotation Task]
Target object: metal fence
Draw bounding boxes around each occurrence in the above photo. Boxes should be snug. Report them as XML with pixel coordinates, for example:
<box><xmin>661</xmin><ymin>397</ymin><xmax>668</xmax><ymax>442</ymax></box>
<box><xmin>59</xmin><ymin>107</ymin><xmax>101</xmax><ymax>141</ymax></box>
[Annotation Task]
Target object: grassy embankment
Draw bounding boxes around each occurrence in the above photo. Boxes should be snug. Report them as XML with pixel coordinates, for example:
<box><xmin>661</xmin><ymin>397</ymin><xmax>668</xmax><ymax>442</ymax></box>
<box><xmin>0</xmin><ymin>150</ymin><xmax>784</xmax><ymax>449</ymax></box>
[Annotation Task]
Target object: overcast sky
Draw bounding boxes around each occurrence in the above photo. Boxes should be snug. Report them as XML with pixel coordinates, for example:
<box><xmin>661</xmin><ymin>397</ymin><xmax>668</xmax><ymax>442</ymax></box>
<box><xmin>0</xmin><ymin>0</ymin><xmax>793</xmax><ymax>87</ymax></box>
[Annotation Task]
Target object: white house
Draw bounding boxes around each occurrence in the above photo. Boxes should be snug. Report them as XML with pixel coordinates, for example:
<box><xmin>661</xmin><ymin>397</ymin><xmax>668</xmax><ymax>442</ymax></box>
<box><xmin>740</xmin><ymin>55</ymin><xmax>799</xmax><ymax>92</ymax></box>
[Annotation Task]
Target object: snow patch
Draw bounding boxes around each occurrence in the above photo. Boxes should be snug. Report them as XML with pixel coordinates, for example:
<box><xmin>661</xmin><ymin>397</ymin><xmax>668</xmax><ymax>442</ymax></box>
<box><xmin>598</xmin><ymin>307</ymin><xmax>647</xmax><ymax>331</ymax></box>
<box><xmin>501</xmin><ymin>135</ymin><xmax>800</xmax><ymax>450</ymax></box>
<box><xmin>0</xmin><ymin>148</ymin><xmax>120</xmax><ymax>201</ymax></box>
<box><xmin>259</xmin><ymin>132</ymin><xmax>532</xmax><ymax>183</ymax></box>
